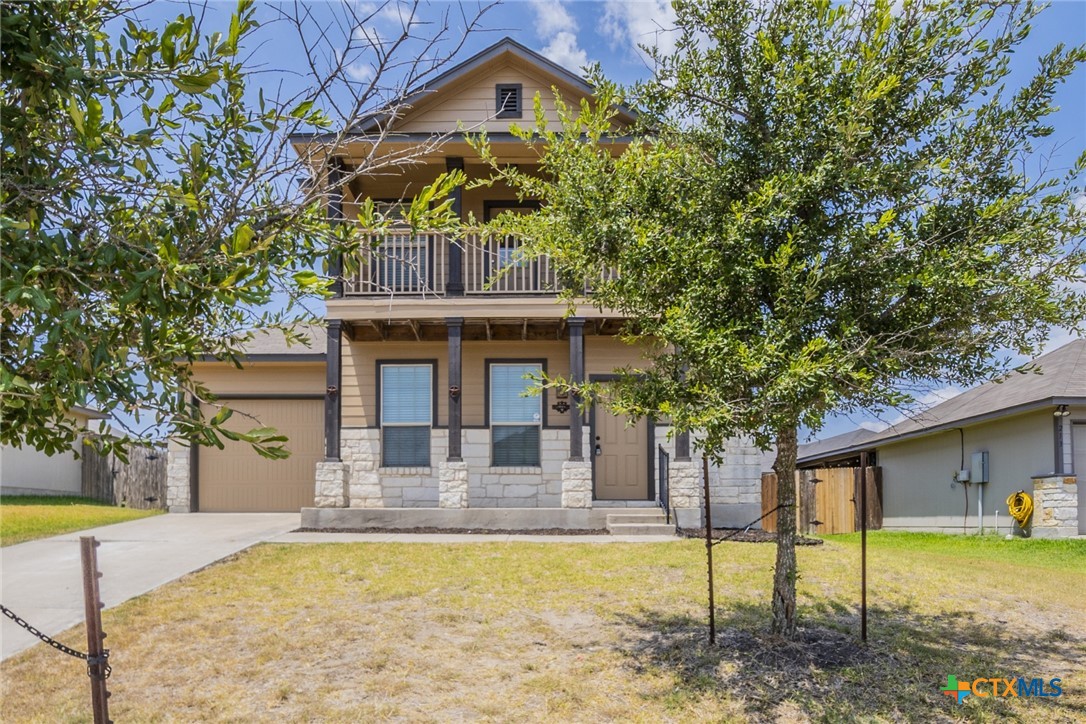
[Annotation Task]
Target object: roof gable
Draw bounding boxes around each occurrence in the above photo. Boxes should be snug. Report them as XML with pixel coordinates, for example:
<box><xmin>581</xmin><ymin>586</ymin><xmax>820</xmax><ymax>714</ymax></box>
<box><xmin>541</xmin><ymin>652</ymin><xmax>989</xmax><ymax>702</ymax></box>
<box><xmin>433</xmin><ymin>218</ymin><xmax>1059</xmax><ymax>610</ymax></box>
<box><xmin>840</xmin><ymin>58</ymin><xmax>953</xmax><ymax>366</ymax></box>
<box><xmin>353</xmin><ymin>37</ymin><xmax>636</xmax><ymax>134</ymax></box>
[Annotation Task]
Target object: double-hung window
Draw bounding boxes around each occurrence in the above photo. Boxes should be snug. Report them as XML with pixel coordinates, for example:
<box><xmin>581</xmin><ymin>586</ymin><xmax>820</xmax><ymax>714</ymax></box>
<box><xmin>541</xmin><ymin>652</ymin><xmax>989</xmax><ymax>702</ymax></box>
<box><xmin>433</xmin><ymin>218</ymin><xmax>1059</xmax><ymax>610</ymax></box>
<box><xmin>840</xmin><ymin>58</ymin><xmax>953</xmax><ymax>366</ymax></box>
<box><xmin>380</xmin><ymin>363</ymin><xmax>433</xmax><ymax>467</ymax></box>
<box><xmin>490</xmin><ymin>363</ymin><xmax>542</xmax><ymax>467</ymax></box>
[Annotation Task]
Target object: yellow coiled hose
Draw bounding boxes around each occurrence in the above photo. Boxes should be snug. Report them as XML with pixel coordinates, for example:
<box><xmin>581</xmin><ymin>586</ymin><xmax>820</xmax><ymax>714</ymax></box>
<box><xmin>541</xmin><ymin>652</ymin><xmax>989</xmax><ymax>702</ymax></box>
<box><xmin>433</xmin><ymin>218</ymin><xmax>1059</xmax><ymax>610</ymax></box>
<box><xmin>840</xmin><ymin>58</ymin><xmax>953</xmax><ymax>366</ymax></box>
<box><xmin>1006</xmin><ymin>490</ymin><xmax>1033</xmax><ymax>529</ymax></box>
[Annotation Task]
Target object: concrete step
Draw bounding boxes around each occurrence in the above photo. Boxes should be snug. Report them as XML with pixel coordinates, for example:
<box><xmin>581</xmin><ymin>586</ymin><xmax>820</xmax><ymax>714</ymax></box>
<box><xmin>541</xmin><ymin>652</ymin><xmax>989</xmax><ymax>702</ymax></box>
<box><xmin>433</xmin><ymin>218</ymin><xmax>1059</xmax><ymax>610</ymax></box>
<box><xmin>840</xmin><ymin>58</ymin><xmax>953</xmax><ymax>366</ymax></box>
<box><xmin>606</xmin><ymin>512</ymin><xmax>667</xmax><ymax>525</ymax></box>
<box><xmin>607</xmin><ymin>522</ymin><xmax>677</xmax><ymax>536</ymax></box>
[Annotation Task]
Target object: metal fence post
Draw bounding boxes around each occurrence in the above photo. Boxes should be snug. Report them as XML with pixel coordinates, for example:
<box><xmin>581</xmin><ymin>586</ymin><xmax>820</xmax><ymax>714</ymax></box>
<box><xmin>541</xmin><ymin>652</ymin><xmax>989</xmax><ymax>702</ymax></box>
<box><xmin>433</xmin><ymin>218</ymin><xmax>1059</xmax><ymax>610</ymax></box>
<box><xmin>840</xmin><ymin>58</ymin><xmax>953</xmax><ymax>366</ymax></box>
<box><xmin>80</xmin><ymin>537</ymin><xmax>111</xmax><ymax>724</ymax></box>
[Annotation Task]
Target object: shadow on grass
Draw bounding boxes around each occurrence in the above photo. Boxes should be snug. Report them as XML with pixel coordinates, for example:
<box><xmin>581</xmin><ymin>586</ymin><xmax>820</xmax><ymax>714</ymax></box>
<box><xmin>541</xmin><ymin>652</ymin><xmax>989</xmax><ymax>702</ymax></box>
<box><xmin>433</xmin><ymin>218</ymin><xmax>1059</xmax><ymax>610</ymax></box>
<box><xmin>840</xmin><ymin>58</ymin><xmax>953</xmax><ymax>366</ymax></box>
<box><xmin>615</xmin><ymin>601</ymin><xmax>1086</xmax><ymax>722</ymax></box>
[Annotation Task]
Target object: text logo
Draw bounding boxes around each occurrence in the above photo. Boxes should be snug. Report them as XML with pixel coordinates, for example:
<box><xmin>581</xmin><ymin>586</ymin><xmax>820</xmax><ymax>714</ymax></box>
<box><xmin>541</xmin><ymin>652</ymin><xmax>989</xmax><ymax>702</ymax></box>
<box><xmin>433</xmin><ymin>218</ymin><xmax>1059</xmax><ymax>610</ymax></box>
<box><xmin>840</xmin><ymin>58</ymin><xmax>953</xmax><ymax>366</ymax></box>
<box><xmin>941</xmin><ymin>675</ymin><xmax>1062</xmax><ymax>704</ymax></box>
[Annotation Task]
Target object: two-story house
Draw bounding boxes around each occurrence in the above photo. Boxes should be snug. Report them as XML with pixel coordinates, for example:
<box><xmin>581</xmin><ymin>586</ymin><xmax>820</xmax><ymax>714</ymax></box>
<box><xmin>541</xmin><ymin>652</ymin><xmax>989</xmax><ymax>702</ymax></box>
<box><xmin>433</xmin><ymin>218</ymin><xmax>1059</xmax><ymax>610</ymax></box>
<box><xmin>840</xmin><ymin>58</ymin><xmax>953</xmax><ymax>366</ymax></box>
<box><xmin>165</xmin><ymin>38</ymin><xmax>763</xmax><ymax>531</ymax></box>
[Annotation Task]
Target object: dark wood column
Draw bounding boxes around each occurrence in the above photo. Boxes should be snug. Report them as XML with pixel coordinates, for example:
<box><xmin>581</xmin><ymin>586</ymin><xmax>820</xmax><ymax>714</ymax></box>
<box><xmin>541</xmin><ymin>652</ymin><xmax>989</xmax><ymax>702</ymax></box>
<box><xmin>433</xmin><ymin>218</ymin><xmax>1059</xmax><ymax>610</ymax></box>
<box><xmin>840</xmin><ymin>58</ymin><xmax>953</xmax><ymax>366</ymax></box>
<box><xmin>326</xmin><ymin>158</ymin><xmax>346</xmax><ymax>298</ymax></box>
<box><xmin>446</xmin><ymin>157</ymin><xmax>465</xmax><ymax>296</ymax></box>
<box><xmin>324</xmin><ymin>320</ymin><xmax>342</xmax><ymax>461</ymax></box>
<box><xmin>446</xmin><ymin>317</ymin><xmax>463</xmax><ymax>461</ymax></box>
<box><xmin>568</xmin><ymin>317</ymin><xmax>585</xmax><ymax>461</ymax></box>
<box><xmin>675</xmin><ymin>356</ymin><xmax>691</xmax><ymax>460</ymax></box>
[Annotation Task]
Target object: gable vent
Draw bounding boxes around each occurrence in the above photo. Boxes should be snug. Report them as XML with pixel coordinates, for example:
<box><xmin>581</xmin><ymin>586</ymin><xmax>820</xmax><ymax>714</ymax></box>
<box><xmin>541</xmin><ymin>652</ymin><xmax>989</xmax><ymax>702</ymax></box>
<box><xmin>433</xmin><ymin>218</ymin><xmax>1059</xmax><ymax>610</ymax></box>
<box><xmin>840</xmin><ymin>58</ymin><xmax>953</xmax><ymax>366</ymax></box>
<box><xmin>495</xmin><ymin>84</ymin><xmax>522</xmax><ymax>119</ymax></box>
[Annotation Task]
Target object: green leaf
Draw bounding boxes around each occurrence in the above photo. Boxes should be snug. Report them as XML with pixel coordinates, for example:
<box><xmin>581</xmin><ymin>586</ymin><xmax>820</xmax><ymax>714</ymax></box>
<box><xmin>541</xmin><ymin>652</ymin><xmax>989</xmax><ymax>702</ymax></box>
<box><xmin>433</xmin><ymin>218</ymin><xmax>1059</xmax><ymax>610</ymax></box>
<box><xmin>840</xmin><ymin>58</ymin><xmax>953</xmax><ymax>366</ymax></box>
<box><xmin>171</xmin><ymin>69</ymin><xmax>220</xmax><ymax>93</ymax></box>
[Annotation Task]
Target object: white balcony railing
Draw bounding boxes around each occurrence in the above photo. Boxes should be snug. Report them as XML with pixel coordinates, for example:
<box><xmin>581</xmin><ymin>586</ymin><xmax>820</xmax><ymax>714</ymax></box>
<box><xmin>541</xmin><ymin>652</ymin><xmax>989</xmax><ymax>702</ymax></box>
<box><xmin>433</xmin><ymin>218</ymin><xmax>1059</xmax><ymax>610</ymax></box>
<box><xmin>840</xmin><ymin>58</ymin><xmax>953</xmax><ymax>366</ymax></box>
<box><xmin>347</xmin><ymin>231</ymin><xmax>447</xmax><ymax>296</ymax></box>
<box><xmin>347</xmin><ymin>232</ymin><xmax>606</xmax><ymax>297</ymax></box>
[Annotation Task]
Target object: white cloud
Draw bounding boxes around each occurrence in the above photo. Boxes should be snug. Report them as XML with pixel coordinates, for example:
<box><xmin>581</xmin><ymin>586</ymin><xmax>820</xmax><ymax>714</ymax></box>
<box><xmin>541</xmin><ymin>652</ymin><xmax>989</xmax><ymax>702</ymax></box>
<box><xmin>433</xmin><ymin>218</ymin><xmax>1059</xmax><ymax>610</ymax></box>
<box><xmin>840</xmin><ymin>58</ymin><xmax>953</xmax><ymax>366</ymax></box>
<box><xmin>542</xmin><ymin>31</ymin><xmax>589</xmax><ymax>70</ymax></box>
<box><xmin>859</xmin><ymin>420</ymin><xmax>890</xmax><ymax>433</ymax></box>
<box><xmin>601</xmin><ymin>0</ymin><xmax>680</xmax><ymax>62</ymax></box>
<box><xmin>1073</xmin><ymin>192</ymin><xmax>1086</xmax><ymax>214</ymax></box>
<box><xmin>529</xmin><ymin>0</ymin><xmax>576</xmax><ymax>37</ymax></box>
<box><xmin>529</xmin><ymin>0</ymin><xmax>590</xmax><ymax>71</ymax></box>
<box><xmin>346</xmin><ymin>62</ymin><xmax>375</xmax><ymax>82</ymax></box>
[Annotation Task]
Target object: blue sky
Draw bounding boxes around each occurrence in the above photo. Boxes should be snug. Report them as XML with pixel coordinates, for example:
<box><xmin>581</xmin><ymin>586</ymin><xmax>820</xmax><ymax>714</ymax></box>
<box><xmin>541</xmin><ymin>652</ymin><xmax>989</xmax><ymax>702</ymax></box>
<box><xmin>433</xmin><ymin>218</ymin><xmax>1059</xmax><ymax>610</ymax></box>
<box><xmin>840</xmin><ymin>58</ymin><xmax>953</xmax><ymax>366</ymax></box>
<box><xmin>137</xmin><ymin>0</ymin><xmax>1085</xmax><ymax>441</ymax></box>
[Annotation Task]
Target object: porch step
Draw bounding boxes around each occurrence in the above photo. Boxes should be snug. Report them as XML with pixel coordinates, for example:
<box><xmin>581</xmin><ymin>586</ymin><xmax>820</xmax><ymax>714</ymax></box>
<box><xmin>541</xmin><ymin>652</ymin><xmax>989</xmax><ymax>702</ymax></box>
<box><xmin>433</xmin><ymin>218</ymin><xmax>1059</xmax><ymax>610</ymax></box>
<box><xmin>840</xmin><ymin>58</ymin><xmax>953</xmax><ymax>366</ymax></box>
<box><xmin>607</xmin><ymin>522</ymin><xmax>678</xmax><ymax>536</ymax></box>
<box><xmin>605</xmin><ymin>511</ymin><xmax>676</xmax><ymax>537</ymax></box>
<box><xmin>606</xmin><ymin>512</ymin><xmax>668</xmax><ymax>525</ymax></box>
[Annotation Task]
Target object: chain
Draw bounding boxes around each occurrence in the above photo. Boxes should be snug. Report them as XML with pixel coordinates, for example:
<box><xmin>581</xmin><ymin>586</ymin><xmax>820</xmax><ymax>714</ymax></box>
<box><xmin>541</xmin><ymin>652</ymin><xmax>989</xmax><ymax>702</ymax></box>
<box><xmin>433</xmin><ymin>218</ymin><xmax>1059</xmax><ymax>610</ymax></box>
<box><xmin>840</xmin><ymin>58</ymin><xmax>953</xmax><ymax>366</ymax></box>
<box><xmin>710</xmin><ymin>502</ymin><xmax>795</xmax><ymax>547</ymax></box>
<box><xmin>1</xmin><ymin>604</ymin><xmax>110</xmax><ymax>678</ymax></box>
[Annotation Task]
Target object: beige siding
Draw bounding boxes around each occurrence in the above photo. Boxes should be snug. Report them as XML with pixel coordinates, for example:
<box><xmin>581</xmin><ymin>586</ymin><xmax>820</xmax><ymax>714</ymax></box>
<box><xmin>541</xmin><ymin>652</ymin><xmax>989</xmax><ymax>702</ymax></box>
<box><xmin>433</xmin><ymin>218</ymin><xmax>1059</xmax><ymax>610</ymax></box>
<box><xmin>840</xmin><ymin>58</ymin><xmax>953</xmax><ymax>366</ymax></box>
<box><xmin>878</xmin><ymin>409</ymin><xmax>1056</xmax><ymax>531</ymax></box>
<box><xmin>341</xmin><ymin>337</ymin><xmax>648</xmax><ymax>428</ymax></box>
<box><xmin>192</xmin><ymin>362</ymin><xmax>325</xmax><ymax>396</ymax></box>
<box><xmin>395</xmin><ymin>63</ymin><xmax>588</xmax><ymax>134</ymax></box>
<box><xmin>585</xmin><ymin>336</ymin><xmax>651</xmax><ymax>377</ymax></box>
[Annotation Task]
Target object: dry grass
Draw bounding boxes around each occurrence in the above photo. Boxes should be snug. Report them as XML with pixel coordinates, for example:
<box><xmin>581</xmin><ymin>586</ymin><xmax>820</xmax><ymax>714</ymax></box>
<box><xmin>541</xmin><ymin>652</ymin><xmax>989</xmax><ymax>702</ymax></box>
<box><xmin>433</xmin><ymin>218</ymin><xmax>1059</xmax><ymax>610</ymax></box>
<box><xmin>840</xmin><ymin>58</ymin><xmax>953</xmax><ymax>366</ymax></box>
<box><xmin>1</xmin><ymin>534</ymin><xmax>1084</xmax><ymax>722</ymax></box>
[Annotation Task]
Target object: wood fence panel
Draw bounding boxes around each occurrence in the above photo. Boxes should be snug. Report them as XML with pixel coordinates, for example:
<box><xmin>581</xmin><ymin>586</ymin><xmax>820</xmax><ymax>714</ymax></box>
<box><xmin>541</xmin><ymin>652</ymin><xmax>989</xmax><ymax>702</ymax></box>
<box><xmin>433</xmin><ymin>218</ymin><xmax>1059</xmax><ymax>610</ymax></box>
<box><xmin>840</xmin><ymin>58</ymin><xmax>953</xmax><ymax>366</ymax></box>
<box><xmin>761</xmin><ymin>466</ymin><xmax>883</xmax><ymax>535</ymax></box>
<box><xmin>81</xmin><ymin>448</ymin><xmax>113</xmax><ymax>504</ymax></box>
<box><xmin>761</xmin><ymin>473</ymin><xmax>779</xmax><ymax>532</ymax></box>
<box><xmin>81</xmin><ymin>444</ymin><xmax>167</xmax><ymax>509</ymax></box>
<box><xmin>816</xmin><ymin>467</ymin><xmax>855</xmax><ymax>534</ymax></box>
<box><xmin>852</xmin><ymin>466</ymin><xmax>884</xmax><ymax>531</ymax></box>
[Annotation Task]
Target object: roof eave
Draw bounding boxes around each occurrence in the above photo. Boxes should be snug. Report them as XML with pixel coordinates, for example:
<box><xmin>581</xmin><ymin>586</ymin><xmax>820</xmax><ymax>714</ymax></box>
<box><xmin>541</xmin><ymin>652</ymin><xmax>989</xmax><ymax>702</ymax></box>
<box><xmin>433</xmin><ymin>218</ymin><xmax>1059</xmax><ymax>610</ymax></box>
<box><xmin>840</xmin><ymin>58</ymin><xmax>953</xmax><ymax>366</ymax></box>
<box><xmin>798</xmin><ymin>396</ymin><xmax>1086</xmax><ymax>465</ymax></box>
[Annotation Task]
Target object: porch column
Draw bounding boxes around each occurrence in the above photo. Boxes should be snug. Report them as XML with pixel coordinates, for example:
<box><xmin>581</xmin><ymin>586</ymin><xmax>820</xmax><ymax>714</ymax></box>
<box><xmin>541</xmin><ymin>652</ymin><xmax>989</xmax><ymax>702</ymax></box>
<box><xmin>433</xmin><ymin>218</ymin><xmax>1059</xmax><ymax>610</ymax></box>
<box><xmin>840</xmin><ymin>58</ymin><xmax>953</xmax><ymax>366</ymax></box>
<box><xmin>324</xmin><ymin>320</ymin><xmax>342</xmax><ymax>461</ymax></box>
<box><xmin>568</xmin><ymin>317</ymin><xmax>585</xmax><ymax>460</ymax></box>
<box><xmin>446</xmin><ymin>317</ymin><xmax>463</xmax><ymax>461</ymax></box>
<box><xmin>315</xmin><ymin>320</ymin><xmax>349</xmax><ymax>507</ymax></box>
<box><xmin>561</xmin><ymin>317</ymin><xmax>591</xmax><ymax>508</ymax></box>
<box><xmin>440</xmin><ymin>316</ymin><xmax>469</xmax><ymax>508</ymax></box>
<box><xmin>446</xmin><ymin>157</ymin><xmax>465</xmax><ymax>296</ymax></box>
<box><xmin>326</xmin><ymin>158</ymin><xmax>346</xmax><ymax>298</ymax></box>
<box><xmin>675</xmin><ymin>362</ymin><xmax>691</xmax><ymax>460</ymax></box>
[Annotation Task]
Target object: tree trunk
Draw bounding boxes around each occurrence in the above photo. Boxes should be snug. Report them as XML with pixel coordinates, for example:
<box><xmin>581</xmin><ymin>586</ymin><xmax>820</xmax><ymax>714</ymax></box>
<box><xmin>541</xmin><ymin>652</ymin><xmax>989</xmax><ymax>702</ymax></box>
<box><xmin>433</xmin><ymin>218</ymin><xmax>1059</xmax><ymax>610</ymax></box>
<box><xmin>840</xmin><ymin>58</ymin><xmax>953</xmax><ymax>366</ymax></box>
<box><xmin>771</xmin><ymin>422</ymin><xmax>799</xmax><ymax>639</ymax></box>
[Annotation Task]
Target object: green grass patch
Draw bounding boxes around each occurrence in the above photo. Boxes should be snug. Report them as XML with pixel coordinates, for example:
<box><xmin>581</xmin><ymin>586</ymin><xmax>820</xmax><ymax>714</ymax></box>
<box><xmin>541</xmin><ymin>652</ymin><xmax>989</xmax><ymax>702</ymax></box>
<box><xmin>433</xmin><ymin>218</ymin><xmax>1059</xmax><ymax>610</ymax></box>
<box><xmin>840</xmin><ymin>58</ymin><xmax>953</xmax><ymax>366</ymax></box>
<box><xmin>825</xmin><ymin>530</ymin><xmax>1086</xmax><ymax>571</ymax></box>
<box><xmin>0</xmin><ymin>495</ymin><xmax>163</xmax><ymax>546</ymax></box>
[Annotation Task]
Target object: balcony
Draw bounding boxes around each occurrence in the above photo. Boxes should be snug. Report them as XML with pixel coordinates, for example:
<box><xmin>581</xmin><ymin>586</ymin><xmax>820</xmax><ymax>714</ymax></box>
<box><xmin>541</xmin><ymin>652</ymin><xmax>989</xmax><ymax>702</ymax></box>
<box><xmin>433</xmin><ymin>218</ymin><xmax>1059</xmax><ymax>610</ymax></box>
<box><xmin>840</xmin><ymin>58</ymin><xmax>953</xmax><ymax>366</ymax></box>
<box><xmin>347</xmin><ymin>231</ymin><xmax>564</xmax><ymax>296</ymax></box>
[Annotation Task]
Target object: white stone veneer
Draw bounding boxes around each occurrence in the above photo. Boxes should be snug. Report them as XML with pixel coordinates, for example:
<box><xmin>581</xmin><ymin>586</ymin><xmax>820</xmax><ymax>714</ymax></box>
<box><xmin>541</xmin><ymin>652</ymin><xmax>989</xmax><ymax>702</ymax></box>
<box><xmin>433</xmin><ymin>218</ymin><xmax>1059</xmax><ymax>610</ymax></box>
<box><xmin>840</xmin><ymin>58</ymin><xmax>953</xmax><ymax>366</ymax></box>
<box><xmin>165</xmin><ymin>441</ymin><xmax>191</xmax><ymax>512</ymax></box>
<box><xmin>1031</xmin><ymin>475</ymin><xmax>1079</xmax><ymax>539</ymax></box>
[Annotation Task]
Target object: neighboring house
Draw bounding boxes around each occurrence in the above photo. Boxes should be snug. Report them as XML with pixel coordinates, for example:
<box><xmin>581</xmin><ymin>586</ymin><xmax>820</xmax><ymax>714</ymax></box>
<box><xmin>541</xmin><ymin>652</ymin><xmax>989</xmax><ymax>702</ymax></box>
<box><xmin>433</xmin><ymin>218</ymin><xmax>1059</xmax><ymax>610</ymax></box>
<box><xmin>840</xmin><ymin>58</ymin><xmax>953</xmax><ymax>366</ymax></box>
<box><xmin>1</xmin><ymin>406</ymin><xmax>108</xmax><ymax>496</ymax></box>
<box><xmin>165</xmin><ymin>38</ymin><xmax>763</xmax><ymax>528</ymax></box>
<box><xmin>798</xmin><ymin>339</ymin><xmax>1085</xmax><ymax>538</ymax></box>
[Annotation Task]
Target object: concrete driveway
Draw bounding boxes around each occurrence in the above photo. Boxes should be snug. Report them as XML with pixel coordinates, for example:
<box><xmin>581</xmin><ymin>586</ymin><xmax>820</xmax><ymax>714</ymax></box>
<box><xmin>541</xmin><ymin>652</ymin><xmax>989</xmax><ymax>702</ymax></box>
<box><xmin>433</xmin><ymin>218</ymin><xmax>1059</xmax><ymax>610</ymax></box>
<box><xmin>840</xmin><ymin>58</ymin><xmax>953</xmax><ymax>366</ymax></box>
<box><xmin>1</xmin><ymin>513</ymin><xmax>297</xmax><ymax>660</ymax></box>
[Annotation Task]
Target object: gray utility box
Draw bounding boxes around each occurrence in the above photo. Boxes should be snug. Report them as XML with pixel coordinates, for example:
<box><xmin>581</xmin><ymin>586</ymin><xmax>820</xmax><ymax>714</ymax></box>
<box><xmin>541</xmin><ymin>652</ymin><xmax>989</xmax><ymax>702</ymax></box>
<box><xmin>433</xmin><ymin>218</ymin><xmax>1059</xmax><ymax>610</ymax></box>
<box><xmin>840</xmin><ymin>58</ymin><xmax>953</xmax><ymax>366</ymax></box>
<box><xmin>970</xmin><ymin>451</ymin><xmax>989</xmax><ymax>484</ymax></box>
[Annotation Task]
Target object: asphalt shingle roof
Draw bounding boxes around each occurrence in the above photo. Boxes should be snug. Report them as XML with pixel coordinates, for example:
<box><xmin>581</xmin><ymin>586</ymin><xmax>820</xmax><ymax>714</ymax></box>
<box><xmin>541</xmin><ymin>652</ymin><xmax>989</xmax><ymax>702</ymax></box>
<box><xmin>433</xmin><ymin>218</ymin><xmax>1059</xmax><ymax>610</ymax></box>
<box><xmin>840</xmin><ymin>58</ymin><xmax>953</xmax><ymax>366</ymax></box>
<box><xmin>799</xmin><ymin>339</ymin><xmax>1086</xmax><ymax>463</ymax></box>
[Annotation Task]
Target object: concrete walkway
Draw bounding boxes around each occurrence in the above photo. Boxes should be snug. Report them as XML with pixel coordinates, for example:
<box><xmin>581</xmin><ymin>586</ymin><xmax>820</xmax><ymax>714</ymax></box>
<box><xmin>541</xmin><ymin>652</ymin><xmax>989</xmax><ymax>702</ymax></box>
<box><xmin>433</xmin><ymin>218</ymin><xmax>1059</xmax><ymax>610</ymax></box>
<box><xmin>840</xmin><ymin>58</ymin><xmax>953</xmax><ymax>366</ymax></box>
<box><xmin>1</xmin><ymin>513</ymin><xmax>297</xmax><ymax>660</ymax></box>
<box><xmin>2</xmin><ymin>516</ymin><xmax>680</xmax><ymax>660</ymax></box>
<box><xmin>271</xmin><ymin>532</ymin><xmax>680</xmax><ymax>544</ymax></box>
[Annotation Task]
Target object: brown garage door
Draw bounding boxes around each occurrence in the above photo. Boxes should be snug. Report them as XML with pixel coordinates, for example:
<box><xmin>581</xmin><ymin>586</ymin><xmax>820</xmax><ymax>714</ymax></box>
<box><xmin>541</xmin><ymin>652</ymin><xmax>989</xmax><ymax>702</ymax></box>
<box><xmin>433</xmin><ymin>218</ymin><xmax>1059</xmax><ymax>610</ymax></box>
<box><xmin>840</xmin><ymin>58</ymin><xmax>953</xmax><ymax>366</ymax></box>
<box><xmin>198</xmin><ymin>399</ymin><xmax>322</xmax><ymax>512</ymax></box>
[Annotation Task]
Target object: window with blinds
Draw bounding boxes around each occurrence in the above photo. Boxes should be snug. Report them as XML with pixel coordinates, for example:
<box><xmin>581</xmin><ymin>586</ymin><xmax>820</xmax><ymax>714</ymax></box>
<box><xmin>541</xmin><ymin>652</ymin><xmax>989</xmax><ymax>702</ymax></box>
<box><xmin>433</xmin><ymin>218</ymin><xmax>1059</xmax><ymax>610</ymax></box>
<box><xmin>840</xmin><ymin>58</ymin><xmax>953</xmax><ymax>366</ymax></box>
<box><xmin>380</xmin><ymin>363</ymin><xmax>432</xmax><ymax>467</ymax></box>
<box><xmin>490</xmin><ymin>362</ymin><xmax>541</xmax><ymax>466</ymax></box>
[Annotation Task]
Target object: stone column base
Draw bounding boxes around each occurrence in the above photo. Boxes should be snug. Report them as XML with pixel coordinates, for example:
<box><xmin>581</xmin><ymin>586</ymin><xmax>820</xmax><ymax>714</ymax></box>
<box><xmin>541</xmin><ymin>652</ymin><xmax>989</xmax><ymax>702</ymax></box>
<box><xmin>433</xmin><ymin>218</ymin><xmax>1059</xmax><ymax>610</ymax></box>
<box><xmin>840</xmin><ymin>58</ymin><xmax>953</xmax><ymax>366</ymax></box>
<box><xmin>1031</xmin><ymin>475</ymin><xmax>1078</xmax><ymax>539</ymax></box>
<box><xmin>349</xmin><ymin>470</ymin><xmax>383</xmax><ymax>508</ymax></box>
<box><xmin>439</xmin><ymin>460</ymin><xmax>469</xmax><ymax>509</ymax></box>
<box><xmin>314</xmin><ymin>461</ymin><xmax>349</xmax><ymax>508</ymax></box>
<box><xmin>669</xmin><ymin>460</ymin><xmax>702</xmax><ymax>526</ymax></box>
<box><xmin>561</xmin><ymin>460</ymin><xmax>592</xmax><ymax>508</ymax></box>
<box><xmin>165</xmin><ymin>446</ymin><xmax>191</xmax><ymax>513</ymax></box>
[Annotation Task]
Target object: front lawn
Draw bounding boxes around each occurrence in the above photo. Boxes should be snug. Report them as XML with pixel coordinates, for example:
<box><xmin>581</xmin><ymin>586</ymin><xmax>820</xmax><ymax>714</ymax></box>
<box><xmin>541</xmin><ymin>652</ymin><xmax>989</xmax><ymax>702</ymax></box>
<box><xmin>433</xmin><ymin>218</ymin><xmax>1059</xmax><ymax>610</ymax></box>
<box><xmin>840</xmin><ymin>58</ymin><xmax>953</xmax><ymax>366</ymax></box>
<box><xmin>0</xmin><ymin>495</ymin><xmax>163</xmax><ymax>546</ymax></box>
<box><xmin>2</xmin><ymin>533</ymin><xmax>1083</xmax><ymax>721</ymax></box>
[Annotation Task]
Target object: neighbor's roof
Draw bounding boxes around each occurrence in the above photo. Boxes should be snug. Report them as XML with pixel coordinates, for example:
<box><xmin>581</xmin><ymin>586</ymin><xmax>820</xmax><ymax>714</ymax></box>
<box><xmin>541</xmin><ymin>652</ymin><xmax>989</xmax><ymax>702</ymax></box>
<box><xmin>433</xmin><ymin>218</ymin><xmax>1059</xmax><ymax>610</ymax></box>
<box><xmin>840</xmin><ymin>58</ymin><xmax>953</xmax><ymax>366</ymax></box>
<box><xmin>798</xmin><ymin>338</ymin><xmax>1086</xmax><ymax>464</ymax></box>
<box><xmin>196</xmin><ymin>324</ymin><xmax>327</xmax><ymax>362</ymax></box>
<box><xmin>289</xmin><ymin>36</ymin><xmax>637</xmax><ymax>144</ymax></box>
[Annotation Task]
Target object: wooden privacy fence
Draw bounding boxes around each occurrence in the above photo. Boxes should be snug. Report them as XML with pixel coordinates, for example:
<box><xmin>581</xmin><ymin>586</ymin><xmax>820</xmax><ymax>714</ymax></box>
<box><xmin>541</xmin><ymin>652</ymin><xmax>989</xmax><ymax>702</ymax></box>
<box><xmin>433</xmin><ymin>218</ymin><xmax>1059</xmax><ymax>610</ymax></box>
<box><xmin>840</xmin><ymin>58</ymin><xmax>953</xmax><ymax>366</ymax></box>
<box><xmin>81</xmin><ymin>443</ymin><xmax>167</xmax><ymax>509</ymax></box>
<box><xmin>761</xmin><ymin>467</ymin><xmax>883</xmax><ymax>534</ymax></box>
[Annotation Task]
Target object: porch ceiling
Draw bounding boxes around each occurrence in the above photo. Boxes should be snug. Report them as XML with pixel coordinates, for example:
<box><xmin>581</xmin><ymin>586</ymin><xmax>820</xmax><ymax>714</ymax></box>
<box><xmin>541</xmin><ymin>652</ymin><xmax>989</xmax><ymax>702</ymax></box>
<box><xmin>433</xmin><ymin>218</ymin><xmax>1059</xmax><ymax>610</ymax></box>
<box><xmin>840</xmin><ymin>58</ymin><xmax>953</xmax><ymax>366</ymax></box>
<box><xmin>344</xmin><ymin>318</ymin><xmax>630</xmax><ymax>343</ymax></box>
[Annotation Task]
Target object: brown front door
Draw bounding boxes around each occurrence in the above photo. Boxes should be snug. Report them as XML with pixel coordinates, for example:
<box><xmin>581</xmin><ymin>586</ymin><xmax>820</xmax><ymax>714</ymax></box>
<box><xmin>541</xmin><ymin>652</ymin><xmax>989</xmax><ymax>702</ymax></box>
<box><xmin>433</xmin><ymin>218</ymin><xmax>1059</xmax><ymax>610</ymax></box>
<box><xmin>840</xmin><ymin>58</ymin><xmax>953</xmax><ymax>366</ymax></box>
<box><xmin>593</xmin><ymin>400</ymin><xmax>649</xmax><ymax>500</ymax></box>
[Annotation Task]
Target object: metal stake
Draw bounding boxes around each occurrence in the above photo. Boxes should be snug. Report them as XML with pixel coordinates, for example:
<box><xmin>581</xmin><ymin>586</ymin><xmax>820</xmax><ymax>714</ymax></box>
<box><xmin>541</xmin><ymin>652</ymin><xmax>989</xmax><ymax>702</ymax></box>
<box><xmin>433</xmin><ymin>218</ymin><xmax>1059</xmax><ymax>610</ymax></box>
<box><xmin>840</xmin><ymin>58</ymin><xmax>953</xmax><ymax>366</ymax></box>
<box><xmin>81</xmin><ymin>537</ymin><xmax>111</xmax><ymax>724</ymax></box>
<box><xmin>858</xmin><ymin>452</ymin><xmax>868</xmax><ymax>643</ymax></box>
<box><xmin>703</xmin><ymin>455</ymin><xmax>715</xmax><ymax>644</ymax></box>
